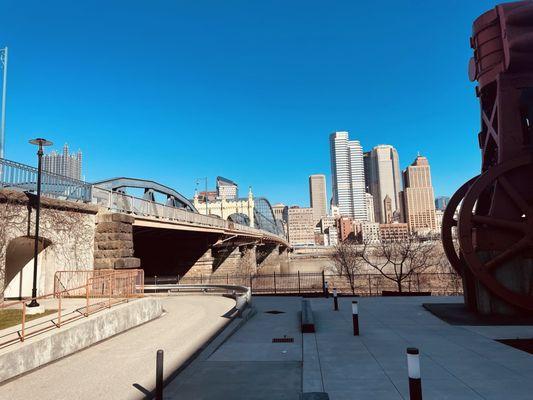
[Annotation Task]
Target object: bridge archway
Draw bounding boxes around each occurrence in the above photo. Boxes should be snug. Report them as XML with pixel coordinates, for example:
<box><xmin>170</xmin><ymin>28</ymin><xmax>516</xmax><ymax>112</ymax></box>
<box><xmin>254</xmin><ymin>197</ymin><xmax>285</xmax><ymax>236</ymax></box>
<box><xmin>3</xmin><ymin>236</ymin><xmax>51</xmax><ymax>299</ymax></box>
<box><xmin>227</xmin><ymin>213</ymin><xmax>250</xmax><ymax>226</ymax></box>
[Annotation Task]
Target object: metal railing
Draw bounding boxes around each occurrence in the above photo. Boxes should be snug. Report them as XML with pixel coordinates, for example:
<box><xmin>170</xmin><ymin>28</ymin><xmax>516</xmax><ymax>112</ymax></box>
<box><xmin>0</xmin><ymin>157</ymin><xmax>92</xmax><ymax>201</ymax></box>
<box><xmin>147</xmin><ymin>272</ymin><xmax>463</xmax><ymax>296</ymax></box>
<box><xmin>91</xmin><ymin>186</ymin><xmax>288</xmax><ymax>244</ymax></box>
<box><xmin>144</xmin><ymin>283</ymin><xmax>252</xmax><ymax>311</ymax></box>
<box><xmin>0</xmin><ymin>157</ymin><xmax>288</xmax><ymax>245</ymax></box>
<box><xmin>0</xmin><ymin>269</ymin><xmax>144</xmax><ymax>348</ymax></box>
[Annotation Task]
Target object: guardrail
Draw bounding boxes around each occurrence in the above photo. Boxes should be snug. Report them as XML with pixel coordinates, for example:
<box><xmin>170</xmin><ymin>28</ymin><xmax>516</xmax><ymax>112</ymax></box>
<box><xmin>1</xmin><ymin>269</ymin><xmax>144</xmax><ymax>348</ymax></box>
<box><xmin>0</xmin><ymin>157</ymin><xmax>92</xmax><ymax>201</ymax></box>
<box><xmin>91</xmin><ymin>186</ymin><xmax>288</xmax><ymax>245</ymax></box>
<box><xmin>143</xmin><ymin>284</ymin><xmax>252</xmax><ymax>312</ymax></box>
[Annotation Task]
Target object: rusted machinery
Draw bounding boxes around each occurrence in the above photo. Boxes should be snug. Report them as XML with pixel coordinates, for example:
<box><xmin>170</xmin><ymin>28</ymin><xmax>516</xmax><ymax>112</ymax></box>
<box><xmin>442</xmin><ymin>1</ymin><xmax>533</xmax><ymax>314</ymax></box>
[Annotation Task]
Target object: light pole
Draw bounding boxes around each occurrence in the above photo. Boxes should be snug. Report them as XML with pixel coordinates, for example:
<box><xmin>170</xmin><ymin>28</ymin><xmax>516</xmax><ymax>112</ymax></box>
<box><xmin>0</xmin><ymin>46</ymin><xmax>8</xmax><ymax>160</ymax></box>
<box><xmin>196</xmin><ymin>177</ymin><xmax>208</xmax><ymax>215</ymax></box>
<box><xmin>27</xmin><ymin>138</ymin><xmax>53</xmax><ymax>308</ymax></box>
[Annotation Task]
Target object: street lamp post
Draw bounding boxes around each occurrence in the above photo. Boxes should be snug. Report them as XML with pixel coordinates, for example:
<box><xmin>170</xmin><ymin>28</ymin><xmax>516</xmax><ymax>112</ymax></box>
<box><xmin>27</xmin><ymin>138</ymin><xmax>53</xmax><ymax>308</ymax></box>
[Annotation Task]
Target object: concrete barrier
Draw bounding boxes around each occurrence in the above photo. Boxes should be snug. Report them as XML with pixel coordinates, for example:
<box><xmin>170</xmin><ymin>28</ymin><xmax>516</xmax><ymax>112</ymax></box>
<box><xmin>0</xmin><ymin>297</ymin><xmax>162</xmax><ymax>383</ymax></box>
<box><xmin>302</xmin><ymin>299</ymin><xmax>315</xmax><ymax>333</ymax></box>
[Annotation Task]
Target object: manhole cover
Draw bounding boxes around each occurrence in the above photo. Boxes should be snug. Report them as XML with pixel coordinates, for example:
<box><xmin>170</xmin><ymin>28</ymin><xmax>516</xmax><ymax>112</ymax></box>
<box><xmin>265</xmin><ymin>310</ymin><xmax>285</xmax><ymax>314</ymax></box>
<box><xmin>272</xmin><ymin>337</ymin><xmax>294</xmax><ymax>343</ymax></box>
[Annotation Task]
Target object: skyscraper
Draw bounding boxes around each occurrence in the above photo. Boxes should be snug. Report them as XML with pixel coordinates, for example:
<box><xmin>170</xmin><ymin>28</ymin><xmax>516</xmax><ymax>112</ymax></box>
<box><xmin>364</xmin><ymin>145</ymin><xmax>402</xmax><ymax>223</ymax></box>
<box><xmin>435</xmin><ymin>196</ymin><xmax>450</xmax><ymax>211</ymax></box>
<box><xmin>329</xmin><ymin>131</ymin><xmax>366</xmax><ymax>220</ymax></box>
<box><xmin>308</xmin><ymin>174</ymin><xmax>328</xmax><ymax>223</ymax></box>
<box><xmin>400</xmin><ymin>155</ymin><xmax>438</xmax><ymax>234</ymax></box>
<box><xmin>42</xmin><ymin>143</ymin><xmax>82</xmax><ymax>180</ymax></box>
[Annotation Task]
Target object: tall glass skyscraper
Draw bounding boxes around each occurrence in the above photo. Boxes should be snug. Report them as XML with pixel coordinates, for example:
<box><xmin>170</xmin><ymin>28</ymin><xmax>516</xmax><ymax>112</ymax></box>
<box><xmin>329</xmin><ymin>131</ymin><xmax>366</xmax><ymax>220</ymax></box>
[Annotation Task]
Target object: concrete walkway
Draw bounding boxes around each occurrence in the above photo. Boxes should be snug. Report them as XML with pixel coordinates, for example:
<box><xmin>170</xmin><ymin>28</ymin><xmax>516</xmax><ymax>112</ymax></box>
<box><xmin>307</xmin><ymin>296</ymin><xmax>533</xmax><ymax>400</ymax></box>
<box><xmin>0</xmin><ymin>295</ymin><xmax>235</xmax><ymax>400</ymax></box>
<box><xmin>164</xmin><ymin>296</ymin><xmax>533</xmax><ymax>400</ymax></box>
<box><xmin>164</xmin><ymin>296</ymin><xmax>303</xmax><ymax>399</ymax></box>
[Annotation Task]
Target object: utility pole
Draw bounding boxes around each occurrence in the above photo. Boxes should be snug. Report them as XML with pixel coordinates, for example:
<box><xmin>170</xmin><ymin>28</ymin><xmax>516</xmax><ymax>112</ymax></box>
<box><xmin>0</xmin><ymin>46</ymin><xmax>8</xmax><ymax>160</ymax></box>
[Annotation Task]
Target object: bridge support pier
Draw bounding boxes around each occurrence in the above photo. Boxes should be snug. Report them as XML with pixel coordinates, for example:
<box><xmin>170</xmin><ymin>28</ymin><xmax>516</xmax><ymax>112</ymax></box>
<box><xmin>239</xmin><ymin>245</ymin><xmax>257</xmax><ymax>276</ymax></box>
<box><xmin>212</xmin><ymin>246</ymin><xmax>241</xmax><ymax>276</ymax></box>
<box><xmin>94</xmin><ymin>213</ymin><xmax>140</xmax><ymax>269</ymax></box>
<box><xmin>256</xmin><ymin>244</ymin><xmax>281</xmax><ymax>274</ymax></box>
<box><xmin>279</xmin><ymin>247</ymin><xmax>290</xmax><ymax>274</ymax></box>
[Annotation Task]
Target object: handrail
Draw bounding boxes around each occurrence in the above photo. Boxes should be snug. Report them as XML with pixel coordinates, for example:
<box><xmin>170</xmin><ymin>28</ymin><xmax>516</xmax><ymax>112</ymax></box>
<box><xmin>92</xmin><ymin>186</ymin><xmax>289</xmax><ymax>246</ymax></box>
<box><xmin>0</xmin><ymin>269</ymin><xmax>144</xmax><ymax>348</ymax></box>
<box><xmin>0</xmin><ymin>157</ymin><xmax>92</xmax><ymax>201</ymax></box>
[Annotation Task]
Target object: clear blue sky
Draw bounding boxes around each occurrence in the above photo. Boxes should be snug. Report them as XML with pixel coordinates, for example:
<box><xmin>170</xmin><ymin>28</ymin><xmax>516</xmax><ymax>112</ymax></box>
<box><xmin>0</xmin><ymin>0</ymin><xmax>510</xmax><ymax>206</ymax></box>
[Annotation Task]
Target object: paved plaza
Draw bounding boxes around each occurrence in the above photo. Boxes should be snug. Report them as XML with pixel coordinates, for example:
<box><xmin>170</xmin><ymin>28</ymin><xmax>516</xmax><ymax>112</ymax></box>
<box><xmin>1</xmin><ymin>294</ymin><xmax>532</xmax><ymax>399</ymax></box>
<box><xmin>165</xmin><ymin>295</ymin><xmax>533</xmax><ymax>400</ymax></box>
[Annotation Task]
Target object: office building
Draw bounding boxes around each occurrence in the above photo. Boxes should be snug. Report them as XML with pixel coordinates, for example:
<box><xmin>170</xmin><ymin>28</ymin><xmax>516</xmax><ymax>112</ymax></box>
<box><xmin>380</xmin><ymin>223</ymin><xmax>409</xmax><ymax>241</ymax></box>
<box><xmin>365</xmin><ymin>192</ymin><xmax>375</xmax><ymax>223</ymax></box>
<box><xmin>272</xmin><ymin>203</ymin><xmax>289</xmax><ymax>222</ymax></box>
<box><xmin>364</xmin><ymin>145</ymin><xmax>402</xmax><ymax>223</ymax></box>
<box><xmin>287</xmin><ymin>206</ymin><xmax>315</xmax><ymax>246</ymax></box>
<box><xmin>216</xmin><ymin>176</ymin><xmax>238</xmax><ymax>199</ymax></box>
<box><xmin>42</xmin><ymin>143</ymin><xmax>82</xmax><ymax>180</ymax></box>
<box><xmin>329</xmin><ymin>131</ymin><xmax>366</xmax><ymax>220</ymax></box>
<box><xmin>400</xmin><ymin>155</ymin><xmax>438</xmax><ymax>234</ymax></box>
<box><xmin>309</xmin><ymin>174</ymin><xmax>328</xmax><ymax>223</ymax></box>
<box><xmin>435</xmin><ymin>196</ymin><xmax>450</xmax><ymax>211</ymax></box>
<box><xmin>360</xmin><ymin>222</ymin><xmax>381</xmax><ymax>243</ymax></box>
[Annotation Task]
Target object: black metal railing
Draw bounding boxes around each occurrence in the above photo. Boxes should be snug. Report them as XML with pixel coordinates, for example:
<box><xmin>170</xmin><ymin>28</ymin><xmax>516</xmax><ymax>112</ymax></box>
<box><xmin>145</xmin><ymin>272</ymin><xmax>463</xmax><ymax>296</ymax></box>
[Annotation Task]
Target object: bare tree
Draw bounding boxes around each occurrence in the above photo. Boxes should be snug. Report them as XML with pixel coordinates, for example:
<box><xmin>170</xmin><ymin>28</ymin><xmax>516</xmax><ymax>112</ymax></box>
<box><xmin>332</xmin><ymin>240</ymin><xmax>364</xmax><ymax>294</ymax></box>
<box><xmin>359</xmin><ymin>235</ymin><xmax>438</xmax><ymax>293</ymax></box>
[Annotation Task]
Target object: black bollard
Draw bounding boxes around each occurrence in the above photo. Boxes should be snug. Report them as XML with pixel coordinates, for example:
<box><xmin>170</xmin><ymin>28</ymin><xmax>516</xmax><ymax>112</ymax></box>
<box><xmin>407</xmin><ymin>347</ymin><xmax>422</xmax><ymax>400</ymax></box>
<box><xmin>156</xmin><ymin>349</ymin><xmax>164</xmax><ymax>400</ymax></box>
<box><xmin>333</xmin><ymin>288</ymin><xmax>338</xmax><ymax>311</ymax></box>
<box><xmin>352</xmin><ymin>301</ymin><xmax>359</xmax><ymax>336</ymax></box>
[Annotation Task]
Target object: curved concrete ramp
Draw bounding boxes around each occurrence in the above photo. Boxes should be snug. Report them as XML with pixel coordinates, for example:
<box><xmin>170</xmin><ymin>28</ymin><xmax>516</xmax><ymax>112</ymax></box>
<box><xmin>0</xmin><ymin>295</ymin><xmax>236</xmax><ymax>400</ymax></box>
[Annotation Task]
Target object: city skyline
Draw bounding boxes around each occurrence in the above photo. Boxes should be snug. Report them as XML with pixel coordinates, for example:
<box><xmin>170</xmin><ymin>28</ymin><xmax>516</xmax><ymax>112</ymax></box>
<box><xmin>0</xmin><ymin>1</ymin><xmax>505</xmax><ymax>206</ymax></box>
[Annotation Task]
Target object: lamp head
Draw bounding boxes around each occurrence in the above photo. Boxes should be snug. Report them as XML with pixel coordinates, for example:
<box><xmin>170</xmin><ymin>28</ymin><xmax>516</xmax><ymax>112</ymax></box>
<box><xmin>29</xmin><ymin>138</ymin><xmax>53</xmax><ymax>147</ymax></box>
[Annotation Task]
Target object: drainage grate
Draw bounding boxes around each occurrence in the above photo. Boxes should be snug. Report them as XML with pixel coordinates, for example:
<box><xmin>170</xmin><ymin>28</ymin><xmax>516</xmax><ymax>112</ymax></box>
<box><xmin>265</xmin><ymin>310</ymin><xmax>285</xmax><ymax>314</ymax></box>
<box><xmin>272</xmin><ymin>337</ymin><xmax>294</xmax><ymax>343</ymax></box>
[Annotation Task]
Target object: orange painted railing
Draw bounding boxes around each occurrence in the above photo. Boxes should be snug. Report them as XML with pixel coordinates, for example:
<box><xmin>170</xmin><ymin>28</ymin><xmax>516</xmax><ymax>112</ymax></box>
<box><xmin>0</xmin><ymin>269</ymin><xmax>144</xmax><ymax>348</ymax></box>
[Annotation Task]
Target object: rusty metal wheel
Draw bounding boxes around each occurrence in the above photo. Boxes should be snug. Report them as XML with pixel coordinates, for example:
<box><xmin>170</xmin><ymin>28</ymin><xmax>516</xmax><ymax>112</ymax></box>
<box><xmin>442</xmin><ymin>176</ymin><xmax>479</xmax><ymax>276</ymax></box>
<box><xmin>458</xmin><ymin>154</ymin><xmax>533</xmax><ymax>311</ymax></box>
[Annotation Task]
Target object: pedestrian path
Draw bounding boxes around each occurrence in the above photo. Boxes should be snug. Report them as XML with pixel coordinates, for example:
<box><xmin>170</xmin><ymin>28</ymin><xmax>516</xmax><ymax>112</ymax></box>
<box><xmin>164</xmin><ymin>296</ymin><xmax>303</xmax><ymax>399</ymax></box>
<box><xmin>0</xmin><ymin>295</ymin><xmax>235</xmax><ymax>400</ymax></box>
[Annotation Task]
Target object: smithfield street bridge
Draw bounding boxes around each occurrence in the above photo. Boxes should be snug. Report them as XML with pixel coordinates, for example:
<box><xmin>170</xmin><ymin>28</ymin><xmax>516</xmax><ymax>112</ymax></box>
<box><xmin>0</xmin><ymin>158</ymin><xmax>290</xmax><ymax>298</ymax></box>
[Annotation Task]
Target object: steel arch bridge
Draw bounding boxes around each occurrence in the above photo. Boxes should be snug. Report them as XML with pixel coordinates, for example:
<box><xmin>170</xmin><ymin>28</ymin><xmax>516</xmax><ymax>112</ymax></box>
<box><xmin>92</xmin><ymin>177</ymin><xmax>197</xmax><ymax>212</ymax></box>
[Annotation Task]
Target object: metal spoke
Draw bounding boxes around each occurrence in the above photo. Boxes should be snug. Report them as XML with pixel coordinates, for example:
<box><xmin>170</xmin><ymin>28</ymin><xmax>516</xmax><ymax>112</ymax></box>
<box><xmin>472</xmin><ymin>215</ymin><xmax>526</xmax><ymax>233</ymax></box>
<box><xmin>485</xmin><ymin>238</ymin><xmax>530</xmax><ymax>270</ymax></box>
<box><xmin>498</xmin><ymin>176</ymin><xmax>530</xmax><ymax>215</ymax></box>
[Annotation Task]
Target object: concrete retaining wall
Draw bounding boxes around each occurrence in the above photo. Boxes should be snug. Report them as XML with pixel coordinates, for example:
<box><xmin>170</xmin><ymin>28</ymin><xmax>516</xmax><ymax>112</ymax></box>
<box><xmin>0</xmin><ymin>297</ymin><xmax>162</xmax><ymax>382</ymax></box>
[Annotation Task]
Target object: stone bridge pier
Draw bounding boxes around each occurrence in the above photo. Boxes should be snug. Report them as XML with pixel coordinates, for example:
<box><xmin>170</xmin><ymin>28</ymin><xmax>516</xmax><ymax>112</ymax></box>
<box><xmin>256</xmin><ymin>244</ymin><xmax>281</xmax><ymax>274</ymax></box>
